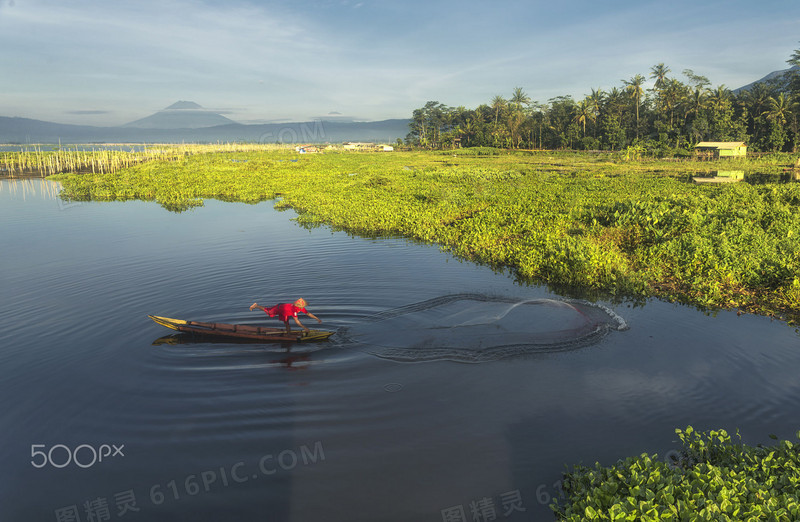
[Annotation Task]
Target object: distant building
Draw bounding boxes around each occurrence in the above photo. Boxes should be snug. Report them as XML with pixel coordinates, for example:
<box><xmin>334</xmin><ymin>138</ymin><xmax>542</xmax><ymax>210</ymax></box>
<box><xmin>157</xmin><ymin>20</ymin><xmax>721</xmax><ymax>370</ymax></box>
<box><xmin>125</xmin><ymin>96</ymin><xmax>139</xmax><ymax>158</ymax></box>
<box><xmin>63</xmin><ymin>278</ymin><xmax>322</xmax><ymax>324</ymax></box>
<box><xmin>694</xmin><ymin>142</ymin><xmax>747</xmax><ymax>159</ymax></box>
<box><xmin>295</xmin><ymin>145</ymin><xmax>319</xmax><ymax>153</ymax></box>
<box><xmin>342</xmin><ymin>142</ymin><xmax>394</xmax><ymax>152</ymax></box>
<box><xmin>343</xmin><ymin>142</ymin><xmax>375</xmax><ymax>151</ymax></box>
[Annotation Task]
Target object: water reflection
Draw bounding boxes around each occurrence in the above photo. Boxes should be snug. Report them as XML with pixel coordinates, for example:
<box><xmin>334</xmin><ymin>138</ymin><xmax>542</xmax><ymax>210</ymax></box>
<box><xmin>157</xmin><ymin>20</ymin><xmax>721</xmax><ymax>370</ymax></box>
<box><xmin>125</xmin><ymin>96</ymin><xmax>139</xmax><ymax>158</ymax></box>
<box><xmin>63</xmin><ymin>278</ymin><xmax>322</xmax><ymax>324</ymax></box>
<box><xmin>745</xmin><ymin>171</ymin><xmax>800</xmax><ymax>184</ymax></box>
<box><xmin>692</xmin><ymin>170</ymin><xmax>743</xmax><ymax>184</ymax></box>
<box><xmin>0</xmin><ymin>177</ymin><xmax>62</xmax><ymax>200</ymax></box>
<box><xmin>692</xmin><ymin>170</ymin><xmax>799</xmax><ymax>184</ymax></box>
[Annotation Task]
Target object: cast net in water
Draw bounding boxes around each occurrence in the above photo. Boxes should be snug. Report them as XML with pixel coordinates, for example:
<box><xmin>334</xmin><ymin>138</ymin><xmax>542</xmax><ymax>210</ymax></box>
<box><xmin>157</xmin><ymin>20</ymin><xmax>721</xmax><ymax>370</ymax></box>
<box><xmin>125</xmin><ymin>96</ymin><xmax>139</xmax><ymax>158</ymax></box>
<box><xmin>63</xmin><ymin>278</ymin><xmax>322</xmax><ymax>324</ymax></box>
<box><xmin>341</xmin><ymin>293</ymin><xmax>627</xmax><ymax>363</ymax></box>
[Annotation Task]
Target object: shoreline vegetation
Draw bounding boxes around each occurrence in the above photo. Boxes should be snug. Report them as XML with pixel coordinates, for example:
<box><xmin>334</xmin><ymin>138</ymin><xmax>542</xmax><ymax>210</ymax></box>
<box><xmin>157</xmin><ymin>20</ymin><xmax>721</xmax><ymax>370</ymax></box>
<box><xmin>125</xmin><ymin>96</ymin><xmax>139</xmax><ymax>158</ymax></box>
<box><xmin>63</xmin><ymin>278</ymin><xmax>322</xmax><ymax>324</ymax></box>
<box><xmin>553</xmin><ymin>426</ymin><xmax>800</xmax><ymax>521</ymax></box>
<box><xmin>49</xmin><ymin>147</ymin><xmax>800</xmax><ymax>326</ymax></box>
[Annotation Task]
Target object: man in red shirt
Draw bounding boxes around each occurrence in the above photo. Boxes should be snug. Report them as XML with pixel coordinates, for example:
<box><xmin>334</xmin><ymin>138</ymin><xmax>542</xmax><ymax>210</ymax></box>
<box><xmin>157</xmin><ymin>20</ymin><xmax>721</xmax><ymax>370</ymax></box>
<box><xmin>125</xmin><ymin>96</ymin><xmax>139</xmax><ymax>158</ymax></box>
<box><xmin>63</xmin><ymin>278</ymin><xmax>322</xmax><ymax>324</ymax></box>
<box><xmin>250</xmin><ymin>298</ymin><xmax>321</xmax><ymax>334</ymax></box>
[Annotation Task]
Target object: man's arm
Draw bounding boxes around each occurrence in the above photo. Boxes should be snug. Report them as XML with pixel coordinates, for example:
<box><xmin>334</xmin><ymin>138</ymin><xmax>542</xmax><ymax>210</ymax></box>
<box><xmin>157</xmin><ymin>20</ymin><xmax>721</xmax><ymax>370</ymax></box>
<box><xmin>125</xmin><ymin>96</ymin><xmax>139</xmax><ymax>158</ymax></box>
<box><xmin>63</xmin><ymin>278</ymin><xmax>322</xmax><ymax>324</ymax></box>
<box><xmin>293</xmin><ymin>316</ymin><xmax>309</xmax><ymax>332</ymax></box>
<box><xmin>305</xmin><ymin>312</ymin><xmax>322</xmax><ymax>323</ymax></box>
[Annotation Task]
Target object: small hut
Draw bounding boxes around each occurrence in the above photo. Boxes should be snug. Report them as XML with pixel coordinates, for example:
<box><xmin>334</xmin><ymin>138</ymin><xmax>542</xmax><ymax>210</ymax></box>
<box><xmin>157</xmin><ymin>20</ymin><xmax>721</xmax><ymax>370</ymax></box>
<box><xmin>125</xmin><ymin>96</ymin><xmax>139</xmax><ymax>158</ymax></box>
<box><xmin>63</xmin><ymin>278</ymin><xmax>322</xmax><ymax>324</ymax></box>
<box><xmin>343</xmin><ymin>142</ymin><xmax>375</xmax><ymax>151</ymax></box>
<box><xmin>694</xmin><ymin>142</ymin><xmax>747</xmax><ymax>160</ymax></box>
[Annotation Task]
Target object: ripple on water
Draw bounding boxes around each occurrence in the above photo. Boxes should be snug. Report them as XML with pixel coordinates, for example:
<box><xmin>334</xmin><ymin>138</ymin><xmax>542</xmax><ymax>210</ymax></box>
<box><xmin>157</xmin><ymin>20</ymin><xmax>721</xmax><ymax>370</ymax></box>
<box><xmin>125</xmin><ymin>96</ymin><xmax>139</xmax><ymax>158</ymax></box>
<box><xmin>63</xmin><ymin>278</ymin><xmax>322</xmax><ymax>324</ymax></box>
<box><xmin>340</xmin><ymin>293</ymin><xmax>628</xmax><ymax>363</ymax></box>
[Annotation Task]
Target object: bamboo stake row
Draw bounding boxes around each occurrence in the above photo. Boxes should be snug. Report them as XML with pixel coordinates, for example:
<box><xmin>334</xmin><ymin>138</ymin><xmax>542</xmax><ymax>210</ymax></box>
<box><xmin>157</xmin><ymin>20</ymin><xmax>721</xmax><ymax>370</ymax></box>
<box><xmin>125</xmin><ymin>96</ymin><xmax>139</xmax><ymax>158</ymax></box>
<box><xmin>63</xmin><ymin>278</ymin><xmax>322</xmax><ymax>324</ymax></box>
<box><xmin>0</xmin><ymin>142</ymin><xmax>290</xmax><ymax>177</ymax></box>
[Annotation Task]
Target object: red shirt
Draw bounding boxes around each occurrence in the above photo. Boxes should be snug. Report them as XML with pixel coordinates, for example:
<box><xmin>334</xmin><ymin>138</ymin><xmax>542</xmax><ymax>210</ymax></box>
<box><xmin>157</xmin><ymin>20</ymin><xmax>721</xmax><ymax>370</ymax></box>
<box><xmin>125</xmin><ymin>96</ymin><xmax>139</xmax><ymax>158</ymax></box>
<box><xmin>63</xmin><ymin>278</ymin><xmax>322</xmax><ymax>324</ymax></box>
<box><xmin>264</xmin><ymin>303</ymin><xmax>307</xmax><ymax>322</ymax></box>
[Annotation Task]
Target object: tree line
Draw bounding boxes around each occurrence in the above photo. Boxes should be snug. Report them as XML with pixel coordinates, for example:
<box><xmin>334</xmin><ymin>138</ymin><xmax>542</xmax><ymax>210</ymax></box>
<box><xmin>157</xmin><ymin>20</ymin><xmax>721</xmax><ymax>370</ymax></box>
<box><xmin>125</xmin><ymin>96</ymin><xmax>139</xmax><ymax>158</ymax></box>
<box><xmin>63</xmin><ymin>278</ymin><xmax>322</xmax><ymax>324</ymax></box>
<box><xmin>406</xmin><ymin>46</ymin><xmax>800</xmax><ymax>154</ymax></box>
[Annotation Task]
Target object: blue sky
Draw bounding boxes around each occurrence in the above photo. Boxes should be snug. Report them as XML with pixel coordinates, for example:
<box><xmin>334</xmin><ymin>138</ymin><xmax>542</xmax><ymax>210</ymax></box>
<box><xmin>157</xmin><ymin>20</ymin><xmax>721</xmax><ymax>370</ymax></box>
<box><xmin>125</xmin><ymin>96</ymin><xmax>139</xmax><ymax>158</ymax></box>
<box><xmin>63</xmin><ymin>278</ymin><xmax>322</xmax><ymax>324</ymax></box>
<box><xmin>0</xmin><ymin>0</ymin><xmax>798</xmax><ymax>126</ymax></box>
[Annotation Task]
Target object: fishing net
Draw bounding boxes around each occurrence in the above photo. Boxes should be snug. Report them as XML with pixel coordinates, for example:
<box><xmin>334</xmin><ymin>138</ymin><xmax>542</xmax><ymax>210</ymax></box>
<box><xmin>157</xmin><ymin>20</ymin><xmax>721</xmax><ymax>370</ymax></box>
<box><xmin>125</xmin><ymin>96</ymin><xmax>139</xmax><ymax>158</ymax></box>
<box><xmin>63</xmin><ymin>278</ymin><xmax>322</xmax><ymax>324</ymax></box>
<box><xmin>341</xmin><ymin>293</ymin><xmax>627</xmax><ymax>363</ymax></box>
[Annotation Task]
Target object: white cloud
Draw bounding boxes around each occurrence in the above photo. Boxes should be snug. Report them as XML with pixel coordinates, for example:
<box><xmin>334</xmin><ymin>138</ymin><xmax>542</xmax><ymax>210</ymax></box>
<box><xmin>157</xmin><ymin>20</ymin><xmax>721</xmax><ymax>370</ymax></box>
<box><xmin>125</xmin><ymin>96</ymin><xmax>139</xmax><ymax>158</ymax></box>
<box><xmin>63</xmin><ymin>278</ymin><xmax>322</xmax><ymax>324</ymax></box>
<box><xmin>0</xmin><ymin>0</ymin><xmax>798</xmax><ymax>124</ymax></box>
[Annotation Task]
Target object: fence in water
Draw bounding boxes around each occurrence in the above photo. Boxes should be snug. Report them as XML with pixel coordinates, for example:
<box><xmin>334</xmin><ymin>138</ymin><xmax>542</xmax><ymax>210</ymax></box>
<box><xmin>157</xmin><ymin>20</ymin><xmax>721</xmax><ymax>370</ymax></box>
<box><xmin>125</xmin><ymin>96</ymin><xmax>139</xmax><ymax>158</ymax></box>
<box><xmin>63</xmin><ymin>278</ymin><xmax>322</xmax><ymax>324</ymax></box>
<box><xmin>0</xmin><ymin>143</ymin><xmax>291</xmax><ymax>177</ymax></box>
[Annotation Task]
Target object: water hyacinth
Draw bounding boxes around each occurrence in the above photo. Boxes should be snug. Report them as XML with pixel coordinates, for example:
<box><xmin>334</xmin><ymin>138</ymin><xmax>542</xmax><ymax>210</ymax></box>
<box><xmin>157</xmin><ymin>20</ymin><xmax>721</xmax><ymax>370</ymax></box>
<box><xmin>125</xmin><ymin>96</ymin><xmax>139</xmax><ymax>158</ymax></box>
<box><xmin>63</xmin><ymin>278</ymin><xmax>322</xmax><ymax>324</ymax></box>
<box><xmin>51</xmin><ymin>148</ymin><xmax>800</xmax><ymax>324</ymax></box>
<box><xmin>552</xmin><ymin>427</ymin><xmax>800</xmax><ymax>521</ymax></box>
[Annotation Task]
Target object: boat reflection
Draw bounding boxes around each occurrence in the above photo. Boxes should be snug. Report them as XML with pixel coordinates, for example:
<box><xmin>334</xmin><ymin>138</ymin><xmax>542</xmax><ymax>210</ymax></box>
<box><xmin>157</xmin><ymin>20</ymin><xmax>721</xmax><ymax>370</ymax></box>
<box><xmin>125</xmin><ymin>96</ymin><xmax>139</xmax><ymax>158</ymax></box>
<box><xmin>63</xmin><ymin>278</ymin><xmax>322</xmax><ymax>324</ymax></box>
<box><xmin>152</xmin><ymin>333</ymin><xmax>317</xmax><ymax>370</ymax></box>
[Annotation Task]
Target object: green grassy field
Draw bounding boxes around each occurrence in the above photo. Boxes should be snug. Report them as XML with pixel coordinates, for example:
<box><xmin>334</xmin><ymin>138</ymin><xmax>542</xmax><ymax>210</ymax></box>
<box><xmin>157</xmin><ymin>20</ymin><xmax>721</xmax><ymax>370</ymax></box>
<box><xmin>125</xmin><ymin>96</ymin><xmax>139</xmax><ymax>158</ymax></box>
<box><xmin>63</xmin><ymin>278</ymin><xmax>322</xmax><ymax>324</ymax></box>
<box><xmin>52</xmin><ymin>148</ymin><xmax>800</xmax><ymax>324</ymax></box>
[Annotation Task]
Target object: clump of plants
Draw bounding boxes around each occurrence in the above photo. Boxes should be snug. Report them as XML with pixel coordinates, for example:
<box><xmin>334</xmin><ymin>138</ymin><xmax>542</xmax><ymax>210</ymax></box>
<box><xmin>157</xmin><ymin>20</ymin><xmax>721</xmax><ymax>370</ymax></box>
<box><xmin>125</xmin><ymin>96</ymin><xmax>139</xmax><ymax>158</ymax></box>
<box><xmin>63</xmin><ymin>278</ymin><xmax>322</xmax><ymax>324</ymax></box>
<box><xmin>552</xmin><ymin>427</ymin><xmax>800</xmax><ymax>521</ymax></box>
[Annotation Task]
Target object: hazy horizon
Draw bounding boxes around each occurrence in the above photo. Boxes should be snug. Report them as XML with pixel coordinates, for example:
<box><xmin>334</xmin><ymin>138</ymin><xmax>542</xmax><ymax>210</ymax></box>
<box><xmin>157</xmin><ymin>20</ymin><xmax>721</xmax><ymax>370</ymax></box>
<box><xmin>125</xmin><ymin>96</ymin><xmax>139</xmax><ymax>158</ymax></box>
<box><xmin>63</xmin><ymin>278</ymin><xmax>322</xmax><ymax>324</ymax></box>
<box><xmin>1</xmin><ymin>0</ymin><xmax>797</xmax><ymax>127</ymax></box>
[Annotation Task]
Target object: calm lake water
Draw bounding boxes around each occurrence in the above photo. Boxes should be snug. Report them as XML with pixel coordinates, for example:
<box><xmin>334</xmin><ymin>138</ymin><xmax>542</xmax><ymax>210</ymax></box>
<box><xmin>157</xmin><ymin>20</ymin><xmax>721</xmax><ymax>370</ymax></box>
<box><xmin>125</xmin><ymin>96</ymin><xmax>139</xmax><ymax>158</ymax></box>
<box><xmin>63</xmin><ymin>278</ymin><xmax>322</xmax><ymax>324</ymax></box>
<box><xmin>2</xmin><ymin>178</ymin><xmax>799</xmax><ymax>522</ymax></box>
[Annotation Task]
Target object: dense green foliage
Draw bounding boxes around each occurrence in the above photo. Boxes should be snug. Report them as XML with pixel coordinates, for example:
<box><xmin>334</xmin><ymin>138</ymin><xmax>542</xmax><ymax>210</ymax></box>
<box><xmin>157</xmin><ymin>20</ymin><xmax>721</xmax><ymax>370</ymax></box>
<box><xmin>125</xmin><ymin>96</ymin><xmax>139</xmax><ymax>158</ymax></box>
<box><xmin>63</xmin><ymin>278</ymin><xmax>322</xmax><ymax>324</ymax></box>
<box><xmin>52</xmin><ymin>150</ymin><xmax>800</xmax><ymax>323</ymax></box>
<box><xmin>408</xmin><ymin>46</ymin><xmax>800</xmax><ymax>153</ymax></box>
<box><xmin>553</xmin><ymin>427</ymin><xmax>800</xmax><ymax>521</ymax></box>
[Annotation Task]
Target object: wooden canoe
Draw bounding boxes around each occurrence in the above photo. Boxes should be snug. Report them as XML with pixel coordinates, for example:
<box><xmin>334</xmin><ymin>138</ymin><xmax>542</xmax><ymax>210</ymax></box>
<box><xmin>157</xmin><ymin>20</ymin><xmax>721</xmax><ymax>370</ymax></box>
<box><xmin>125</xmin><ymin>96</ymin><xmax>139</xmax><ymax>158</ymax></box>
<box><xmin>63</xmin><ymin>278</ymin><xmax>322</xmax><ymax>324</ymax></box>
<box><xmin>148</xmin><ymin>315</ymin><xmax>334</xmax><ymax>343</ymax></box>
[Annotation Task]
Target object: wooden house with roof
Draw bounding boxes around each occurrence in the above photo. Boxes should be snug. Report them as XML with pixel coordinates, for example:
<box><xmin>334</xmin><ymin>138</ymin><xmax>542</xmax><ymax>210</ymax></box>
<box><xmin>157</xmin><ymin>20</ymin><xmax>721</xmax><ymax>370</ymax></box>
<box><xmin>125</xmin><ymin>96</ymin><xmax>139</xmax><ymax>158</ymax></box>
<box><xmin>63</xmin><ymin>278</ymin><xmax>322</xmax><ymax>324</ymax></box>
<box><xmin>694</xmin><ymin>142</ymin><xmax>747</xmax><ymax>159</ymax></box>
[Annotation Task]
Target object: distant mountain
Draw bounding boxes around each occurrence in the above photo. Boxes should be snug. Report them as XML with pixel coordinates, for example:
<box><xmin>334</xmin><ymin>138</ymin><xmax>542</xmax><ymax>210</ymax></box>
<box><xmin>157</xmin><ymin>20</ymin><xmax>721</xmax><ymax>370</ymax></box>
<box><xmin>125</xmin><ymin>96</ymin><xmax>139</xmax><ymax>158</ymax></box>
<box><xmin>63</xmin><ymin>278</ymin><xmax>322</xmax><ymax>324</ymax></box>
<box><xmin>0</xmin><ymin>117</ymin><xmax>105</xmax><ymax>144</ymax></box>
<box><xmin>123</xmin><ymin>101</ymin><xmax>237</xmax><ymax>129</ymax></box>
<box><xmin>0</xmin><ymin>115</ymin><xmax>410</xmax><ymax>144</ymax></box>
<box><xmin>734</xmin><ymin>65</ymin><xmax>799</xmax><ymax>93</ymax></box>
<box><xmin>164</xmin><ymin>101</ymin><xmax>203</xmax><ymax>110</ymax></box>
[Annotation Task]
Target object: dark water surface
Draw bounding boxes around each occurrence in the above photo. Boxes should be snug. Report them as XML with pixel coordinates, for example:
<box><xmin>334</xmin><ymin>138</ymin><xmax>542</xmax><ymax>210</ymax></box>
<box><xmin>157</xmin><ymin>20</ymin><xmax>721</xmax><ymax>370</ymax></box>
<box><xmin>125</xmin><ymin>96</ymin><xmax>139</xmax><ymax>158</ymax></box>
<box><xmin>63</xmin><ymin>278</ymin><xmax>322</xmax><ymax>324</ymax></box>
<box><xmin>2</xmin><ymin>179</ymin><xmax>799</xmax><ymax>522</ymax></box>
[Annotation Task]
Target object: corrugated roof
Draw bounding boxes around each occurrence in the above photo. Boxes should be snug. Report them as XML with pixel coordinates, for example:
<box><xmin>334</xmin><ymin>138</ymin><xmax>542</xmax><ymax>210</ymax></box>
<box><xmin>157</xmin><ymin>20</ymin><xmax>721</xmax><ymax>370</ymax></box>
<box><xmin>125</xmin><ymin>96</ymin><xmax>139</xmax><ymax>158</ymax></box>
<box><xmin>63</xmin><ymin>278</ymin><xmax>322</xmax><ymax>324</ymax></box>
<box><xmin>694</xmin><ymin>142</ymin><xmax>747</xmax><ymax>148</ymax></box>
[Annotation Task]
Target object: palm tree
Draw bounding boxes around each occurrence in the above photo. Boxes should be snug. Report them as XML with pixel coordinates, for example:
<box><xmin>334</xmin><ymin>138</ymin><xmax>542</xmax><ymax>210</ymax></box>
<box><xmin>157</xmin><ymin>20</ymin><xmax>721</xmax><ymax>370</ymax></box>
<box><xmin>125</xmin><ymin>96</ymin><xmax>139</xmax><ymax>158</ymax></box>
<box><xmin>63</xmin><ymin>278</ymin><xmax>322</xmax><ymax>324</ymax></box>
<box><xmin>507</xmin><ymin>110</ymin><xmax>526</xmax><ymax>148</ymax></box>
<box><xmin>510</xmin><ymin>87</ymin><xmax>531</xmax><ymax>110</ymax></box>
<box><xmin>788</xmin><ymin>93</ymin><xmax>800</xmax><ymax>152</ymax></box>
<box><xmin>685</xmin><ymin>88</ymin><xmax>709</xmax><ymax>120</ymax></box>
<box><xmin>587</xmin><ymin>89</ymin><xmax>605</xmax><ymax>137</ymax></box>
<box><xmin>787</xmin><ymin>44</ymin><xmax>800</xmax><ymax>68</ymax></box>
<box><xmin>763</xmin><ymin>93</ymin><xmax>791</xmax><ymax>151</ymax></box>
<box><xmin>786</xmin><ymin>45</ymin><xmax>800</xmax><ymax>99</ymax></box>
<box><xmin>491</xmin><ymin>95</ymin><xmax>506</xmax><ymax>125</ymax></box>
<box><xmin>588</xmin><ymin>88</ymin><xmax>604</xmax><ymax>114</ymax></box>
<box><xmin>457</xmin><ymin>118</ymin><xmax>476</xmax><ymax>147</ymax></box>
<box><xmin>661</xmin><ymin>78</ymin><xmax>685</xmax><ymax>128</ymax></box>
<box><xmin>705</xmin><ymin>85</ymin><xmax>737</xmax><ymax>141</ymax></box>
<box><xmin>649</xmin><ymin>64</ymin><xmax>672</xmax><ymax>125</ymax></box>
<box><xmin>741</xmin><ymin>83</ymin><xmax>772</xmax><ymax>116</ymax></box>
<box><xmin>573</xmin><ymin>99</ymin><xmax>595</xmax><ymax>138</ymax></box>
<box><xmin>529</xmin><ymin>102</ymin><xmax>548</xmax><ymax>149</ymax></box>
<box><xmin>623</xmin><ymin>74</ymin><xmax>646</xmax><ymax>138</ymax></box>
<box><xmin>764</xmin><ymin>92</ymin><xmax>790</xmax><ymax>125</ymax></box>
<box><xmin>708</xmin><ymin>86</ymin><xmax>731</xmax><ymax>111</ymax></box>
<box><xmin>504</xmin><ymin>88</ymin><xmax>531</xmax><ymax>148</ymax></box>
<box><xmin>650</xmin><ymin>63</ymin><xmax>671</xmax><ymax>91</ymax></box>
<box><xmin>606</xmin><ymin>87</ymin><xmax>626</xmax><ymax>120</ymax></box>
<box><xmin>740</xmin><ymin>83</ymin><xmax>772</xmax><ymax>132</ymax></box>
<box><xmin>683</xmin><ymin>88</ymin><xmax>710</xmax><ymax>142</ymax></box>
